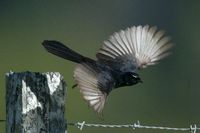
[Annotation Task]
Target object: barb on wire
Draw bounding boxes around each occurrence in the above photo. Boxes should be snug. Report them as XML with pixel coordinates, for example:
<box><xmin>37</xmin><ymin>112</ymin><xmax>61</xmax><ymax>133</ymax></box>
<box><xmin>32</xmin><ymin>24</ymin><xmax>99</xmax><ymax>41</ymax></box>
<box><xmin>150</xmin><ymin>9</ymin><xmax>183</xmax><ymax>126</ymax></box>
<box><xmin>67</xmin><ymin>121</ymin><xmax>200</xmax><ymax>133</ymax></box>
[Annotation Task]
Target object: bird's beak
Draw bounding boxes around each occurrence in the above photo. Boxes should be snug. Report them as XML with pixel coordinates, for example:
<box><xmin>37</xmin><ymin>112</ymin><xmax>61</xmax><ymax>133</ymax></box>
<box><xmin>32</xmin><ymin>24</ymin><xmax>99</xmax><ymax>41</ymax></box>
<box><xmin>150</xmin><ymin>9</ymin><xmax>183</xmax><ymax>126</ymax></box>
<box><xmin>139</xmin><ymin>79</ymin><xmax>143</xmax><ymax>83</ymax></box>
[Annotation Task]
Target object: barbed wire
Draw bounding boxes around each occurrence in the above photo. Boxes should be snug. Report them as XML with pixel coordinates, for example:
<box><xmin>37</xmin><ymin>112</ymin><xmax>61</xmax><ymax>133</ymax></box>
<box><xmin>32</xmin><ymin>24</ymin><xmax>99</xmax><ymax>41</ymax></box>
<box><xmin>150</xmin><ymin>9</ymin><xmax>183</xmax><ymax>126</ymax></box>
<box><xmin>1</xmin><ymin>118</ymin><xmax>200</xmax><ymax>133</ymax></box>
<box><xmin>67</xmin><ymin>121</ymin><xmax>200</xmax><ymax>133</ymax></box>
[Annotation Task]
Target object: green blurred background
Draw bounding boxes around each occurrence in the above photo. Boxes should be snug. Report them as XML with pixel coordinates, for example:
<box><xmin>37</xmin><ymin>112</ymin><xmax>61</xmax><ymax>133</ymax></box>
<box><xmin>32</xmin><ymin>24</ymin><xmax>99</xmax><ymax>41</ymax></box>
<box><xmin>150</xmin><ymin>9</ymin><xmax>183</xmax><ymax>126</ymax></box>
<box><xmin>0</xmin><ymin>0</ymin><xmax>200</xmax><ymax>133</ymax></box>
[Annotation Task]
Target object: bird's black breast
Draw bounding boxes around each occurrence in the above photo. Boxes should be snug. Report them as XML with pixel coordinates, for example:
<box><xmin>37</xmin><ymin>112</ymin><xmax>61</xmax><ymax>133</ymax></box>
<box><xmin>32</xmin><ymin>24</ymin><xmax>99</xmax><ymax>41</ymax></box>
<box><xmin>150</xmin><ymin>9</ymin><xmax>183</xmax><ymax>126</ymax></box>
<box><xmin>97</xmin><ymin>70</ymin><xmax>115</xmax><ymax>94</ymax></box>
<box><xmin>83</xmin><ymin>61</ymin><xmax>115</xmax><ymax>94</ymax></box>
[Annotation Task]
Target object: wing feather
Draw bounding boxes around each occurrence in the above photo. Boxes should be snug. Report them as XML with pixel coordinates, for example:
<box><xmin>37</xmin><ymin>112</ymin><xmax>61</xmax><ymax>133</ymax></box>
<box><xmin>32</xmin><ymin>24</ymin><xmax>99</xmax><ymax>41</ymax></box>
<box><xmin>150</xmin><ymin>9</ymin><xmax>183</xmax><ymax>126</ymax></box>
<box><xmin>74</xmin><ymin>64</ymin><xmax>107</xmax><ymax>114</ymax></box>
<box><xmin>96</xmin><ymin>25</ymin><xmax>172</xmax><ymax>71</ymax></box>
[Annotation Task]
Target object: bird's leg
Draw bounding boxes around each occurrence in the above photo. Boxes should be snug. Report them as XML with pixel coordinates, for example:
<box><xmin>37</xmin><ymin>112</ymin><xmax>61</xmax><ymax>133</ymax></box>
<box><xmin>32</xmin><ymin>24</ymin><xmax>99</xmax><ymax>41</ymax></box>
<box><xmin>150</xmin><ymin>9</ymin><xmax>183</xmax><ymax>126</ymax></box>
<box><xmin>72</xmin><ymin>84</ymin><xmax>78</xmax><ymax>89</ymax></box>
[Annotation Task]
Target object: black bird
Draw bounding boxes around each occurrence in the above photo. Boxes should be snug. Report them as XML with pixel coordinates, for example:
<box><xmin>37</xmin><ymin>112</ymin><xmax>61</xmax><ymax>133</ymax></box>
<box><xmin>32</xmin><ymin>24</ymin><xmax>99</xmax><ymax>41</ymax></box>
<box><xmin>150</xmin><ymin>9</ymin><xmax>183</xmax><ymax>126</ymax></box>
<box><xmin>42</xmin><ymin>25</ymin><xmax>172</xmax><ymax>114</ymax></box>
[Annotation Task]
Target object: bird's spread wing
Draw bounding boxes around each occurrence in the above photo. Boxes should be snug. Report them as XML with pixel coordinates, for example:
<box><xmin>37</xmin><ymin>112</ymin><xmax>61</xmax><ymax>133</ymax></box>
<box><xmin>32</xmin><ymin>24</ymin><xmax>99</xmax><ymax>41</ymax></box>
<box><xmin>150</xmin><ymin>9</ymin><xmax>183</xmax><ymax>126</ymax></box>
<box><xmin>96</xmin><ymin>25</ymin><xmax>172</xmax><ymax>72</ymax></box>
<box><xmin>74</xmin><ymin>64</ymin><xmax>108</xmax><ymax>114</ymax></box>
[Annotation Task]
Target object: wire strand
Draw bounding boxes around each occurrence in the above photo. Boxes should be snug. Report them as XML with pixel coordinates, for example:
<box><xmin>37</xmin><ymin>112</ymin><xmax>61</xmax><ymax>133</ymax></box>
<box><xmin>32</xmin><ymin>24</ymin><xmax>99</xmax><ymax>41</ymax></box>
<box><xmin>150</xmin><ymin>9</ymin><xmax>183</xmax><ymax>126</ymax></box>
<box><xmin>2</xmin><ymin>118</ymin><xmax>199</xmax><ymax>133</ymax></box>
<box><xmin>67</xmin><ymin>121</ymin><xmax>200</xmax><ymax>133</ymax></box>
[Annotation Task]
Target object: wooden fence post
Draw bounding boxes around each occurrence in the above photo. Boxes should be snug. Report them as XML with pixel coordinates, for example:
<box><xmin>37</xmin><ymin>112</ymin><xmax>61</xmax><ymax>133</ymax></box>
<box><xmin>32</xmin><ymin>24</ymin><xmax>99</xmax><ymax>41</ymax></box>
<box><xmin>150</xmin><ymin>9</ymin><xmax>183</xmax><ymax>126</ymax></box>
<box><xmin>6</xmin><ymin>72</ymin><xmax>66</xmax><ymax>133</ymax></box>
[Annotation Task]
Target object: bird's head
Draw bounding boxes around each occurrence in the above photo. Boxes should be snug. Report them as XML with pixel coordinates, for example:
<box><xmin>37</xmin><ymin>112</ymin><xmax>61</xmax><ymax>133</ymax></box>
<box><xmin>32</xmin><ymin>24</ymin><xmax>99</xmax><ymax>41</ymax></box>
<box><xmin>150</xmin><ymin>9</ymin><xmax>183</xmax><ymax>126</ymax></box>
<box><xmin>124</xmin><ymin>72</ymin><xmax>143</xmax><ymax>86</ymax></box>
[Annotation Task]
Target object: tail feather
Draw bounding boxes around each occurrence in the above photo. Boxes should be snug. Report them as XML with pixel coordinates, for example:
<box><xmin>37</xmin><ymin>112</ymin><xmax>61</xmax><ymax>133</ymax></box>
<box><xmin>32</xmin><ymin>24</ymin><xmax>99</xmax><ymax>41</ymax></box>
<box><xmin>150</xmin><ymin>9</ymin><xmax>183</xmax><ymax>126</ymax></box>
<box><xmin>42</xmin><ymin>40</ymin><xmax>92</xmax><ymax>63</ymax></box>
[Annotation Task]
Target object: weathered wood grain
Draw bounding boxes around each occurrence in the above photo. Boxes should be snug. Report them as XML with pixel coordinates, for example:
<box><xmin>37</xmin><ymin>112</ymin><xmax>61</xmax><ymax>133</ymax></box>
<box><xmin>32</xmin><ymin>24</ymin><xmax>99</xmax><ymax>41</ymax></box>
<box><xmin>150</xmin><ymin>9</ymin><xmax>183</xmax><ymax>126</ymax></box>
<box><xmin>6</xmin><ymin>72</ymin><xmax>66</xmax><ymax>133</ymax></box>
